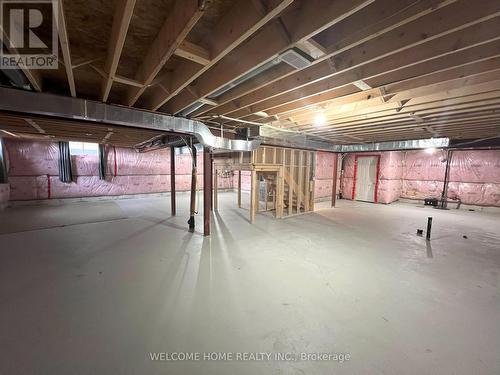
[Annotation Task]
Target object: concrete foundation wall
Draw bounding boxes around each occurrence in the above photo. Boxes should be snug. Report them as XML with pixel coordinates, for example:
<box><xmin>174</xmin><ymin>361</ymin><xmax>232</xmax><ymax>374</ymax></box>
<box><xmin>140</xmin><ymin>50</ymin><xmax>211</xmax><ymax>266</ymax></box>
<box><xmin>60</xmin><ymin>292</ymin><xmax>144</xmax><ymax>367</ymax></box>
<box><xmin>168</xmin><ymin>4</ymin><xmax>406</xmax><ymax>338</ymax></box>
<box><xmin>3</xmin><ymin>139</ymin><xmax>233</xmax><ymax>201</ymax></box>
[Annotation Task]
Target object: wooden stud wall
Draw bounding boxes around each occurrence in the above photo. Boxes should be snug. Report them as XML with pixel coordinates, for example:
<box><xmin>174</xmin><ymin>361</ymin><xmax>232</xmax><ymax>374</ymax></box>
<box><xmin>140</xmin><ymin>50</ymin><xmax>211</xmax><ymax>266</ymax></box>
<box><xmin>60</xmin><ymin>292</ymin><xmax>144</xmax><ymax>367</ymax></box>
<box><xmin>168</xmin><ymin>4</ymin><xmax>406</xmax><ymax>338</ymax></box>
<box><xmin>252</xmin><ymin>146</ymin><xmax>315</xmax><ymax>218</ymax></box>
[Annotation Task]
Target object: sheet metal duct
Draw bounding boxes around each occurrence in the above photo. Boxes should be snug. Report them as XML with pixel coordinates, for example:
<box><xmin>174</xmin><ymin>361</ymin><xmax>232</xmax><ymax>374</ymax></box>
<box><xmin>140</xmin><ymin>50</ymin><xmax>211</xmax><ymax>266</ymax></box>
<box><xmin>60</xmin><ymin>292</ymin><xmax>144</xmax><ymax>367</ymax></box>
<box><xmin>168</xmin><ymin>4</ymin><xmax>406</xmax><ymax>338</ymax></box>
<box><xmin>258</xmin><ymin>125</ymin><xmax>449</xmax><ymax>152</ymax></box>
<box><xmin>0</xmin><ymin>87</ymin><xmax>260</xmax><ymax>152</ymax></box>
<box><xmin>340</xmin><ymin>138</ymin><xmax>450</xmax><ymax>152</ymax></box>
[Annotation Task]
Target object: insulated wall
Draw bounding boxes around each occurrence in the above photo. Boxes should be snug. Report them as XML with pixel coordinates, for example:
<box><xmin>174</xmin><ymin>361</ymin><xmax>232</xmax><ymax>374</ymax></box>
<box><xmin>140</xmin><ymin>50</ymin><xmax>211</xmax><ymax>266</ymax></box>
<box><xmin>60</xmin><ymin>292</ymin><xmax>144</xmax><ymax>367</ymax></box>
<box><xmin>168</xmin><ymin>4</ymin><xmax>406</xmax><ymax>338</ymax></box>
<box><xmin>402</xmin><ymin>150</ymin><xmax>500</xmax><ymax>206</ymax></box>
<box><xmin>314</xmin><ymin>151</ymin><xmax>336</xmax><ymax>201</ymax></box>
<box><xmin>341</xmin><ymin>149</ymin><xmax>500</xmax><ymax>207</ymax></box>
<box><xmin>342</xmin><ymin>151</ymin><xmax>403</xmax><ymax>204</ymax></box>
<box><xmin>3</xmin><ymin>139</ymin><xmax>233</xmax><ymax>201</ymax></box>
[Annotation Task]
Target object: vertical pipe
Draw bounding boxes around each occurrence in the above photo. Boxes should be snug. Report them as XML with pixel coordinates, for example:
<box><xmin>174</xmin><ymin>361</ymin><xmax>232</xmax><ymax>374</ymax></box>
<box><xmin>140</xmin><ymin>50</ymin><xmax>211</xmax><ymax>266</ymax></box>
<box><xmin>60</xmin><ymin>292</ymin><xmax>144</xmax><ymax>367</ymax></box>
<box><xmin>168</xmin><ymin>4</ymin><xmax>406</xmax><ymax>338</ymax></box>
<box><xmin>98</xmin><ymin>144</ymin><xmax>106</xmax><ymax>180</ymax></box>
<box><xmin>170</xmin><ymin>147</ymin><xmax>176</xmax><ymax>216</ymax></box>
<box><xmin>214</xmin><ymin>167</ymin><xmax>218</xmax><ymax>211</ymax></box>
<box><xmin>113</xmin><ymin>146</ymin><xmax>117</xmax><ymax>177</ymax></box>
<box><xmin>426</xmin><ymin>217</ymin><xmax>433</xmax><ymax>241</ymax></box>
<box><xmin>331</xmin><ymin>153</ymin><xmax>338</xmax><ymax>207</ymax></box>
<box><xmin>237</xmin><ymin>170</ymin><xmax>242</xmax><ymax>208</ymax></box>
<box><xmin>188</xmin><ymin>141</ymin><xmax>197</xmax><ymax>232</ymax></box>
<box><xmin>203</xmin><ymin>146</ymin><xmax>212</xmax><ymax>236</ymax></box>
<box><xmin>440</xmin><ymin>149</ymin><xmax>453</xmax><ymax>209</ymax></box>
<box><xmin>0</xmin><ymin>138</ymin><xmax>8</xmax><ymax>184</ymax></box>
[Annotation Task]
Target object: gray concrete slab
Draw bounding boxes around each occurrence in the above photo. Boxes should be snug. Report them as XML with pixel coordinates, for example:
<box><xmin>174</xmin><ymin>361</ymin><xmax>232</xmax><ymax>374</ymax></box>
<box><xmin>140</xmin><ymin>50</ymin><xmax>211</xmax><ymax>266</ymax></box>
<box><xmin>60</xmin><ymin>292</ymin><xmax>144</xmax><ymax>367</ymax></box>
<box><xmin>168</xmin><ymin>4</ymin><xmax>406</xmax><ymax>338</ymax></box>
<box><xmin>0</xmin><ymin>193</ymin><xmax>499</xmax><ymax>374</ymax></box>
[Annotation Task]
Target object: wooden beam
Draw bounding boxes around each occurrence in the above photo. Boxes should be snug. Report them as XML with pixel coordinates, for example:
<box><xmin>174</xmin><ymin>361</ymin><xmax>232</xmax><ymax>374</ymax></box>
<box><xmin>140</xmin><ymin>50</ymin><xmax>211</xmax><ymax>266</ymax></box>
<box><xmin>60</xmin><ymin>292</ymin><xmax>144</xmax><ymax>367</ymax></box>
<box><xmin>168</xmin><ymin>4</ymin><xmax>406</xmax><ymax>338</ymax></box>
<box><xmin>154</xmin><ymin>0</ymin><xmax>374</xmax><ymax>113</ymax></box>
<box><xmin>113</xmin><ymin>75</ymin><xmax>144</xmax><ymax>88</ymax></box>
<box><xmin>146</xmin><ymin>0</ymin><xmax>296</xmax><ymax>111</ymax></box>
<box><xmin>125</xmin><ymin>0</ymin><xmax>206</xmax><ymax>106</ymax></box>
<box><xmin>191</xmin><ymin>0</ymin><xmax>449</xmax><ymax>117</ymax></box>
<box><xmin>72</xmin><ymin>56</ymin><xmax>102</xmax><ymax>70</ymax></box>
<box><xmin>250</xmin><ymin>170</ymin><xmax>257</xmax><ymax>223</ymax></box>
<box><xmin>24</xmin><ymin>119</ymin><xmax>45</xmax><ymax>134</ymax></box>
<box><xmin>265</xmin><ymin>53</ymin><xmax>500</xmax><ymax>122</ymax></box>
<box><xmin>211</xmin><ymin>2</ymin><xmax>500</xmax><ymax>119</ymax></box>
<box><xmin>101</xmin><ymin>0</ymin><xmax>136</xmax><ymax>102</ymax></box>
<box><xmin>174</xmin><ymin>40</ymin><xmax>211</xmax><ymax>65</ymax></box>
<box><xmin>0</xmin><ymin>27</ymin><xmax>42</xmax><ymax>91</ymax></box>
<box><xmin>234</xmin><ymin>29</ymin><xmax>500</xmax><ymax>120</ymax></box>
<box><xmin>56</xmin><ymin>0</ymin><xmax>76</xmax><ymax>97</ymax></box>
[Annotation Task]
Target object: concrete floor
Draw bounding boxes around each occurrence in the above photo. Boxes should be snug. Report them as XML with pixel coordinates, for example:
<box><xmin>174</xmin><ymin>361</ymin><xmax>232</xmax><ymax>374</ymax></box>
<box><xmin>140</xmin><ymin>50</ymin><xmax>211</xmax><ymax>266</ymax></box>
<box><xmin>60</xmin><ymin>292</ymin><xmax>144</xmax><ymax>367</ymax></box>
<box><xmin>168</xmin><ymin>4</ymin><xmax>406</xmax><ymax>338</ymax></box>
<box><xmin>0</xmin><ymin>192</ymin><xmax>499</xmax><ymax>375</ymax></box>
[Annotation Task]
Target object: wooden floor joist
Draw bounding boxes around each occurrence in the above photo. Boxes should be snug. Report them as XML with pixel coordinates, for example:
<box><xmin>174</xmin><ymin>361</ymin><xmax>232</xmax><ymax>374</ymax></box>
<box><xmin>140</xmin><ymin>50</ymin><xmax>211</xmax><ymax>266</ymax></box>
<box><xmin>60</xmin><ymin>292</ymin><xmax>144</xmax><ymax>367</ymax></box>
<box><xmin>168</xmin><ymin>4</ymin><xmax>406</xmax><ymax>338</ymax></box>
<box><xmin>0</xmin><ymin>0</ymin><xmax>499</xmax><ymax>145</ymax></box>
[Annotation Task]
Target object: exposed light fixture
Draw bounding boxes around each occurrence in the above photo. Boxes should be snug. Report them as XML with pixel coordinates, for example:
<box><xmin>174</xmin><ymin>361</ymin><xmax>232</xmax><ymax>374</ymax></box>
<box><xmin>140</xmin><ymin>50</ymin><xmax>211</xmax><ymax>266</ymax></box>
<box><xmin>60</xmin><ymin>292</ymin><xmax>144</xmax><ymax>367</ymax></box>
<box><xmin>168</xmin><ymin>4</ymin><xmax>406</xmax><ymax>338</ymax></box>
<box><xmin>425</xmin><ymin>147</ymin><xmax>436</xmax><ymax>154</ymax></box>
<box><xmin>254</xmin><ymin>111</ymin><xmax>269</xmax><ymax>118</ymax></box>
<box><xmin>314</xmin><ymin>112</ymin><xmax>326</xmax><ymax>126</ymax></box>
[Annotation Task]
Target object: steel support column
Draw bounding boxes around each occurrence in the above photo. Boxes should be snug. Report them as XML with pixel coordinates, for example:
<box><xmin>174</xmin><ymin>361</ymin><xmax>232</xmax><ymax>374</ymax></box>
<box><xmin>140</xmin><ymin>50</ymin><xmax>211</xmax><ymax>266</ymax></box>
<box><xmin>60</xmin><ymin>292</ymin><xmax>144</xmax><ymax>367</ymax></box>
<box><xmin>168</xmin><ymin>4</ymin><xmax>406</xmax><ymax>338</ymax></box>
<box><xmin>203</xmin><ymin>147</ymin><xmax>212</xmax><ymax>236</ymax></box>
<box><xmin>170</xmin><ymin>147</ymin><xmax>176</xmax><ymax>216</ymax></box>
<box><xmin>332</xmin><ymin>153</ymin><xmax>339</xmax><ymax>207</ymax></box>
<box><xmin>188</xmin><ymin>141</ymin><xmax>197</xmax><ymax>232</ymax></box>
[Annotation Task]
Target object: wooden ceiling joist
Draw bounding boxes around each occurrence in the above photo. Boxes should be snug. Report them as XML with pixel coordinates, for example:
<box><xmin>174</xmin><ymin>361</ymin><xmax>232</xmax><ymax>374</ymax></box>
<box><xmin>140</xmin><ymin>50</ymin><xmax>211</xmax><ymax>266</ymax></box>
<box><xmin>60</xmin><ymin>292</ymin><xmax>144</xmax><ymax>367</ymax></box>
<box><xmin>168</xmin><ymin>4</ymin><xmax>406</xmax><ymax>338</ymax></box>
<box><xmin>125</xmin><ymin>0</ymin><xmax>206</xmax><ymax>106</ymax></box>
<box><xmin>56</xmin><ymin>0</ymin><xmax>76</xmax><ymax>97</ymax></box>
<box><xmin>156</xmin><ymin>0</ymin><xmax>375</xmax><ymax>114</ymax></box>
<box><xmin>0</xmin><ymin>26</ymin><xmax>42</xmax><ymax>91</ymax></box>
<box><xmin>231</xmin><ymin>23</ymin><xmax>500</xmax><ymax>123</ymax></box>
<box><xmin>189</xmin><ymin>0</ymin><xmax>452</xmax><ymax>118</ymax></box>
<box><xmin>144</xmin><ymin>0</ymin><xmax>296</xmax><ymax>111</ymax></box>
<box><xmin>101</xmin><ymin>0</ymin><xmax>137</xmax><ymax>102</ymax></box>
<box><xmin>213</xmin><ymin>5</ymin><xmax>500</xmax><ymax>120</ymax></box>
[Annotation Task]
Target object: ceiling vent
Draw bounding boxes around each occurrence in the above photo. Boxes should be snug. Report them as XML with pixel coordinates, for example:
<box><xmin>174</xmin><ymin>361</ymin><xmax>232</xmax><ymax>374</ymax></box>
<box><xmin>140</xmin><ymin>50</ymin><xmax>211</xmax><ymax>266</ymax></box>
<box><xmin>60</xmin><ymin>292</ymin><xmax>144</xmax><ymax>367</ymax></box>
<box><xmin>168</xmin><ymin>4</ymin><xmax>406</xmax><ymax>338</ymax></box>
<box><xmin>279</xmin><ymin>48</ymin><xmax>313</xmax><ymax>70</ymax></box>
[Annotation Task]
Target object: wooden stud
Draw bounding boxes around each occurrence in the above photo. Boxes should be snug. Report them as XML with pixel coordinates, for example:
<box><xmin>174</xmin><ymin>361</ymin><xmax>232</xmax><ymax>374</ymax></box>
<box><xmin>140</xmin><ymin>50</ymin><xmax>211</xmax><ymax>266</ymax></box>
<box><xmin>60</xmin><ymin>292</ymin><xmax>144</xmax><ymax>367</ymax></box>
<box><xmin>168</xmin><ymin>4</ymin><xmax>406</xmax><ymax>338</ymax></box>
<box><xmin>250</xmin><ymin>170</ymin><xmax>257</xmax><ymax>223</ymax></box>
<box><xmin>174</xmin><ymin>40</ymin><xmax>211</xmax><ymax>65</ymax></box>
<box><xmin>297</xmin><ymin>151</ymin><xmax>304</xmax><ymax>214</ymax></box>
<box><xmin>304</xmin><ymin>152</ymin><xmax>311</xmax><ymax>212</ymax></box>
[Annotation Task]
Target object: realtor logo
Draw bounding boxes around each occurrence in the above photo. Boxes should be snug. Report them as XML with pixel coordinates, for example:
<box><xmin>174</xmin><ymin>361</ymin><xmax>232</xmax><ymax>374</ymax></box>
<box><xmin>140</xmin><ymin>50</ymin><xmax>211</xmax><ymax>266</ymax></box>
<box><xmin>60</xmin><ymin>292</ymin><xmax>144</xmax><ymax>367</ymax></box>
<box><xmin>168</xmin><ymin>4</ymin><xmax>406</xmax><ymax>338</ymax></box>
<box><xmin>1</xmin><ymin>0</ymin><xmax>58</xmax><ymax>69</ymax></box>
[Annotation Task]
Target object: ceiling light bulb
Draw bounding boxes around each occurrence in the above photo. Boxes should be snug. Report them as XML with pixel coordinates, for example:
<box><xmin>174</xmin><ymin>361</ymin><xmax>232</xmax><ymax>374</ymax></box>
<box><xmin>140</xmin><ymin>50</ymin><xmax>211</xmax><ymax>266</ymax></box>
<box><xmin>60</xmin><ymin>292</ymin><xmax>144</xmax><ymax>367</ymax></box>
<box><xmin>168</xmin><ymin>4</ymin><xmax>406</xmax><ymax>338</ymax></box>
<box><xmin>425</xmin><ymin>147</ymin><xmax>436</xmax><ymax>154</ymax></box>
<box><xmin>314</xmin><ymin>112</ymin><xmax>326</xmax><ymax>126</ymax></box>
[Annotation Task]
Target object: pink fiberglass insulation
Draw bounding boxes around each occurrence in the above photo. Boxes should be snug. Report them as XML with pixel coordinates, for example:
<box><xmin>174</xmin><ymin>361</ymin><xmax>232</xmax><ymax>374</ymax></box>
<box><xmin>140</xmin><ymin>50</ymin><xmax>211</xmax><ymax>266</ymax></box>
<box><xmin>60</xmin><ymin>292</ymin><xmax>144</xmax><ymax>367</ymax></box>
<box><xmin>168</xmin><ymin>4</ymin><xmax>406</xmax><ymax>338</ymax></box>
<box><xmin>342</xmin><ymin>149</ymin><xmax>500</xmax><ymax>207</ymax></box>
<box><xmin>4</xmin><ymin>139</ymin><xmax>233</xmax><ymax>201</ymax></box>
<box><xmin>341</xmin><ymin>152</ymin><xmax>403</xmax><ymax>204</ymax></box>
<box><xmin>5</xmin><ymin>139</ymin><xmax>59</xmax><ymax>176</ymax></box>
<box><xmin>378</xmin><ymin>152</ymin><xmax>403</xmax><ymax>204</ymax></box>
<box><xmin>449</xmin><ymin>150</ymin><xmax>500</xmax><ymax>183</ymax></box>
<box><xmin>315</xmin><ymin>151</ymin><xmax>336</xmax><ymax>200</ymax></box>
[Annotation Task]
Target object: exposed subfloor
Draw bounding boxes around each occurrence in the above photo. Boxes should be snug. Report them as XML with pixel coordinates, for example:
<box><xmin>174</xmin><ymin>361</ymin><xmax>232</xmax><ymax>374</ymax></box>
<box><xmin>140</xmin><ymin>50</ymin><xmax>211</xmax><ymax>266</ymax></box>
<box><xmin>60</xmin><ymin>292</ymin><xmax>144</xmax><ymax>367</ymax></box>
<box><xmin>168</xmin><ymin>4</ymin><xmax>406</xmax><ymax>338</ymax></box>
<box><xmin>0</xmin><ymin>192</ymin><xmax>499</xmax><ymax>375</ymax></box>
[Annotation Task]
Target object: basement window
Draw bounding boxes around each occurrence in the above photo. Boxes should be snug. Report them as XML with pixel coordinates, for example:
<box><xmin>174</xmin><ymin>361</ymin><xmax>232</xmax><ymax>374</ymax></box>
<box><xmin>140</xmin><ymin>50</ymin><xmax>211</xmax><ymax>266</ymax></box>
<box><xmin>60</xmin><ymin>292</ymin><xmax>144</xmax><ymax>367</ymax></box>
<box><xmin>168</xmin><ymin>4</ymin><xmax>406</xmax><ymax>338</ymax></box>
<box><xmin>69</xmin><ymin>142</ymin><xmax>98</xmax><ymax>155</ymax></box>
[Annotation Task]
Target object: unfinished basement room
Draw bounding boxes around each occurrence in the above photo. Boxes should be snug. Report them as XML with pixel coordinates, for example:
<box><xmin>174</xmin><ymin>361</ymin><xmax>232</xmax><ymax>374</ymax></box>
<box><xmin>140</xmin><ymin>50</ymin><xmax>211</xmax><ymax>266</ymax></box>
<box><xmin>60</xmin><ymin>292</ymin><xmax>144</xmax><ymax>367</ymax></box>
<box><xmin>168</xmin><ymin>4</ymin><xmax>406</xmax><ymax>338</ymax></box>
<box><xmin>1</xmin><ymin>0</ymin><xmax>500</xmax><ymax>374</ymax></box>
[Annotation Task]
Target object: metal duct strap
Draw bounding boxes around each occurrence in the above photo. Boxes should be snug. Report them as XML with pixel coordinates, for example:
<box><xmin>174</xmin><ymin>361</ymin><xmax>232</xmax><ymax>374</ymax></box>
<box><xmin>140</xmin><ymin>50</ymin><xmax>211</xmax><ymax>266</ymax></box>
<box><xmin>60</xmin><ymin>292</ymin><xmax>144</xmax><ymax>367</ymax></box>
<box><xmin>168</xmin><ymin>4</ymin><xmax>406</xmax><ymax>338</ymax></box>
<box><xmin>0</xmin><ymin>138</ymin><xmax>7</xmax><ymax>183</ymax></box>
<box><xmin>58</xmin><ymin>141</ymin><xmax>73</xmax><ymax>183</ymax></box>
<box><xmin>98</xmin><ymin>144</ymin><xmax>106</xmax><ymax>180</ymax></box>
